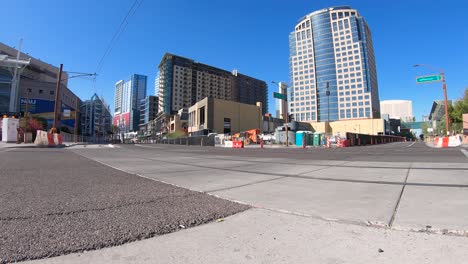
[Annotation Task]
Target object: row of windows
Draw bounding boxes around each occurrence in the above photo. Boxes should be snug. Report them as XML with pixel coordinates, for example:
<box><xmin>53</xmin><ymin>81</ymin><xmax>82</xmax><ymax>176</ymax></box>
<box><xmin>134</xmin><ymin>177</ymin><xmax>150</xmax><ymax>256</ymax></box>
<box><xmin>340</xmin><ymin>101</ymin><xmax>366</xmax><ymax>107</ymax></box>
<box><xmin>340</xmin><ymin>108</ymin><xmax>370</xmax><ymax>119</ymax></box>
<box><xmin>331</xmin><ymin>11</ymin><xmax>356</xmax><ymax>21</ymax></box>
<box><xmin>339</xmin><ymin>90</ymin><xmax>366</xmax><ymax>96</ymax></box>
<box><xmin>294</xmin><ymin>112</ymin><xmax>316</xmax><ymax>121</ymax></box>
<box><xmin>296</xmin><ymin>20</ymin><xmax>310</xmax><ymax>31</ymax></box>
<box><xmin>335</xmin><ymin>44</ymin><xmax>359</xmax><ymax>52</ymax></box>
<box><xmin>339</xmin><ymin>98</ymin><xmax>370</xmax><ymax>105</ymax></box>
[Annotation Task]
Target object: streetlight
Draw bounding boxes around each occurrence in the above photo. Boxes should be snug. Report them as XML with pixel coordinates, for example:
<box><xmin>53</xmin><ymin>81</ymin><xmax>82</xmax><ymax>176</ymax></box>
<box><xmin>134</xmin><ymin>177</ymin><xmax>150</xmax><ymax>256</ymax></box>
<box><xmin>326</xmin><ymin>81</ymin><xmax>330</xmax><ymax>122</ymax></box>
<box><xmin>413</xmin><ymin>64</ymin><xmax>450</xmax><ymax>135</ymax></box>
<box><xmin>272</xmin><ymin>81</ymin><xmax>290</xmax><ymax>146</ymax></box>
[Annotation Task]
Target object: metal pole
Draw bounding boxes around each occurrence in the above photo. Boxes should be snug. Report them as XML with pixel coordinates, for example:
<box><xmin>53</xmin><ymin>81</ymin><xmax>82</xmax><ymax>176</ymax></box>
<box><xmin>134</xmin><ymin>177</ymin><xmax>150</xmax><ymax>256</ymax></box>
<box><xmin>53</xmin><ymin>64</ymin><xmax>63</xmax><ymax>130</ymax></box>
<box><xmin>327</xmin><ymin>83</ymin><xmax>330</xmax><ymax>122</ymax></box>
<box><xmin>74</xmin><ymin>99</ymin><xmax>79</xmax><ymax>142</ymax></box>
<box><xmin>285</xmin><ymin>110</ymin><xmax>289</xmax><ymax>147</ymax></box>
<box><xmin>441</xmin><ymin>72</ymin><xmax>450</xmax><ymax>135</ymax></box>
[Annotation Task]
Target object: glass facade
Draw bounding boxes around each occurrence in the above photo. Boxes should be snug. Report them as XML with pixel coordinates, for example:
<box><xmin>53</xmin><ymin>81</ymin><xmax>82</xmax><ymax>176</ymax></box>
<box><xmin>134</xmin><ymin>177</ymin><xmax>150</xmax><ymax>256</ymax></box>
<box><xmin>311</xmin><ymin>11</ymin><xmax>338</xmax><ymax>121</ymax></box>
<box><xmin>0</xmin><ymin>69</ymin><xmax>11</xmax><ymax>113</ymax></box>
<box><xmin>289</xmin><ymin>6</ymin><xmax>380</xmax><ymax>122</ymax></box>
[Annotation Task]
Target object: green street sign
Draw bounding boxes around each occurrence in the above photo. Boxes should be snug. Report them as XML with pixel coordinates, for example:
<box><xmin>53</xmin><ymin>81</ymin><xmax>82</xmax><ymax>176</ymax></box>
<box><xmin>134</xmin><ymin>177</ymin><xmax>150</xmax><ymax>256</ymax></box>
<box><xmin>273</xmin><ymin>92</ymin><xmax>287</xmax><ymax>100</ymax></box>
<box><xmin>416</xmin><ymin>75</ymin><xmax>442</xmax><ymax>84</ymax></box>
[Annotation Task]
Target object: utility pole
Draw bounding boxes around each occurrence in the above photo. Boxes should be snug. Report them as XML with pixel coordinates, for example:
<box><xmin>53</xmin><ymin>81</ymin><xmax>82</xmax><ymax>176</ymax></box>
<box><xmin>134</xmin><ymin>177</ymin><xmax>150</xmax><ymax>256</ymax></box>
<box><xmin>441</xmin><ymin>72</ymin><xmax>450</xmax><ymax>135</ymax></box>
<box><xmin>74</xmin><ymin>98</ymin><xmax>79</xmax><ymax>142</ymax></box>
<box><xmin>414</xmin><ymin>64</ymin><xmax>450</xmax><ymax>135</ymax></box>
<box><xmin>53</xmin><ymin>64</ymin><xmax>63</xmax><ymax>130</ymax></box>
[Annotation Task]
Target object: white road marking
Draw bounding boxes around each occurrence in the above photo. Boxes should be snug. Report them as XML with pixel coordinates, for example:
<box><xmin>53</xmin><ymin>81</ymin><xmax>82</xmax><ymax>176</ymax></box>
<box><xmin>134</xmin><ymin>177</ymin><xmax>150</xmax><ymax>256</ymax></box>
<box><xmin>405</xmin><ymin>142</ymin><xmax>417</xmax><ymax>148</ymax></box>
<box><xmin>461</xmin><ymin>149</ymin><xmax>468</xmax><ymax>158</ymax></box>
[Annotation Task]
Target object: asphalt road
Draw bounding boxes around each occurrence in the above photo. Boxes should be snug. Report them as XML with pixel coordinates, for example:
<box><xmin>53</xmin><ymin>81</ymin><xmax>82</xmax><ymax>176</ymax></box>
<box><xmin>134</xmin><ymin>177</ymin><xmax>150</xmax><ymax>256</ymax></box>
<box><xmin>124</xmin><ymin>141</ymin><xmax>467</xmax><ymax>163</ymax></box>
<box><xmin>0</xmin><ymin>148</ymin><xmax>249</xmax><ymax>263</ymax></box>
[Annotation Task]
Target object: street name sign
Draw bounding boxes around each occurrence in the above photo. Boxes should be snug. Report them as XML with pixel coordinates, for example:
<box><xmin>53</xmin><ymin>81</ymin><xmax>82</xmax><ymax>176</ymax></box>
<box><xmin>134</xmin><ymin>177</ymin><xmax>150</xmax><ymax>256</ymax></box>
<box><xmin>416</xmin><ymin>75</ymin><xmax>442</xmax><ymax>84</ymax></box>
<box><xmin>273</xmin><ymin>92</ymin><xmax>287</xmax><ymax>100</ymax></box>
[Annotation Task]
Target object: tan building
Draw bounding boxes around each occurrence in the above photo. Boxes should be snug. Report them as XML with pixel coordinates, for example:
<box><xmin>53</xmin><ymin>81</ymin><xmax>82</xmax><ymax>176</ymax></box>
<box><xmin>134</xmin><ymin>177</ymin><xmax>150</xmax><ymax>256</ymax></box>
<box><xmin>309</xmin><ymin>119</ymin><xmax>384</xmax><ymax>136</ymax></box>
<box><xmin>188</xmin><ymin>97</ymin><xmax>263</xmax><ymax>135</ymax></box>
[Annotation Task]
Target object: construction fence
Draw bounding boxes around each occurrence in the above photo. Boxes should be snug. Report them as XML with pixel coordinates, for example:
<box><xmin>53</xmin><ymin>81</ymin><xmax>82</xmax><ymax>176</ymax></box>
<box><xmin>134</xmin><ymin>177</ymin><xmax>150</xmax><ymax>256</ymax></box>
<box><xmin>147</xmin><ymin>135</ymin><xmax>215</xmax><ymax>146</ymax></box>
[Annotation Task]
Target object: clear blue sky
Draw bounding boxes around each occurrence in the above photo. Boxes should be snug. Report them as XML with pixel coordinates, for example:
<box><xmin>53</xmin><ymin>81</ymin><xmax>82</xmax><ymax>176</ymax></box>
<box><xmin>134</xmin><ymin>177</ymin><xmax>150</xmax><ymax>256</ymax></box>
<box><xmin>1</xmin><ymin>0</ymin><xmax>467</xmax><ymax>120</ymax></box>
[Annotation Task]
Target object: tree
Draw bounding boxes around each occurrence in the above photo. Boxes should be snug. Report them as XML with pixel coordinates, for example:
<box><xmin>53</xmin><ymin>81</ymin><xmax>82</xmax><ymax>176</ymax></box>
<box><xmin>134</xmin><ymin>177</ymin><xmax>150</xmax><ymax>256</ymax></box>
<box><xmin>450</xmin><ymin>88</ymin><xmax>468</xmax><ymax>123</ymax></box>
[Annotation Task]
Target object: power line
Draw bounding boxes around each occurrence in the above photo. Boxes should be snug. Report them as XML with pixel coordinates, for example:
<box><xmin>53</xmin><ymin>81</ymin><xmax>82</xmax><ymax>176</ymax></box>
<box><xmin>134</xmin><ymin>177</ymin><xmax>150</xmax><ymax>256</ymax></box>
<box><xmin>95</xmin><ymin>0</ymin><xmax>144</xmax><ymax>74</ymax></box>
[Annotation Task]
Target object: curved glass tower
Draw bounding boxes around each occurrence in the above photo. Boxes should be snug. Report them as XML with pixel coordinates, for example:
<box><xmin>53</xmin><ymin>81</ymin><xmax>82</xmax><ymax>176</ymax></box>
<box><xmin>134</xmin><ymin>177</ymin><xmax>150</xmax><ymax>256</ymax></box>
<box><xmin>289</xmin><ymin>6</ymin><xmax>380</xmax><ymax>122</ymax></box>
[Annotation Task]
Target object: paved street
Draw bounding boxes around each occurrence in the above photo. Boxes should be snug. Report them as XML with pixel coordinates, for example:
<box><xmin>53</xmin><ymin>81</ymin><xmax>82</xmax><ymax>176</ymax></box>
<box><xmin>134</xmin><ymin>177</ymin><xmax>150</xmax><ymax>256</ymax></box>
<box><xmin>2</xmin><ymin>141</ymin><xmax>468</xmax><ymax>263</ymax></box>
<box><xmin>0</xmin><ymin>147</ymin><xmax>248</xmax><ymax>263</ymax></box>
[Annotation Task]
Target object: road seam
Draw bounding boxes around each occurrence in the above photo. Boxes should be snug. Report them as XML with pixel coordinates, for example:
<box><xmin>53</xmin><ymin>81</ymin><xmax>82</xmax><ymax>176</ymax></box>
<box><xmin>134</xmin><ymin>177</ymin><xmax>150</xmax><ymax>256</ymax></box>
<box><xmin>131</xmin><ymin>145</ymin><xmax>467</xmax><ymax>171</ymax></box>
<box><xmin>388</xmin><ymin>164</ymin><xmax>411</xmax><ymax>227</ymax></box>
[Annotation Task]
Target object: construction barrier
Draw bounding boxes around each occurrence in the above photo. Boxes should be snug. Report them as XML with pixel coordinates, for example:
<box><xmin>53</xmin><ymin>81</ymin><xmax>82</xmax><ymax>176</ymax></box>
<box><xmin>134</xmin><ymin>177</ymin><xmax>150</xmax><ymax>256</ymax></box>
<box><xmin>336</xmin><ymin>137</ymin><xmax>342</xmax><ymax>148</ymax></box>
<box><xmin>232</xmin><ymin>140</ymin><xmax>244</xmax><ymax>148</ymax></box>
<box><xmin>434</xmin><ymin>136</ymin><xmax>462</xmax><ymax>148</ymax></box>
<box><xmin>224</xmin><ymin>140</ymin><xmax>233</xmax><ymax>148</ymax></box>
<box><xmin>448</xmin><ymin>135</ymin><xmax>462</xmax><ymax>147</ymax></box>
<box><xmin>34</xmin><ymin>131</ymin><xmax>63</xmax><ymax>147</ymax></box>
<box><xmin>326</xmin><ymin>137</ymin><xmax>331</xmax><ymax>148</ymax></box>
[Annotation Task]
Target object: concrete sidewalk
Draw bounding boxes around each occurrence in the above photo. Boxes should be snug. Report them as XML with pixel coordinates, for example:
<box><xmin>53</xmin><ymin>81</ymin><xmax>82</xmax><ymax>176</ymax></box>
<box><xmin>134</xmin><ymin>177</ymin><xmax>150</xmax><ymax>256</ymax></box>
<box><xmin>23</xmin><ymin>208</ymin><xmax>468</xmax><ymax>264</ymax></box>
<box><xmin>71</xmin><ymin>145</ymin><xmax>468</xmax><ymax>234</ymax></box>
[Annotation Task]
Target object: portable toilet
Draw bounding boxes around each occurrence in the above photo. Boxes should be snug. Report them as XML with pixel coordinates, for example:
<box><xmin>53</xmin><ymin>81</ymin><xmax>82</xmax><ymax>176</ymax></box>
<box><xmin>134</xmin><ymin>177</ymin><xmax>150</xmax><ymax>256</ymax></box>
<box><xmin>313</xmin><ymin>132</ymin><xmax>321</xmax><ymax>146</ymax></box>
<box><xmin>296</xmin><ymin>131</ymin><xmax>305</xmax><ymax>147</ymax></box>
<box><xmin>307</xmin><ymin>132</ymin><xmax>314</xmax><ymax>145</ymax></box>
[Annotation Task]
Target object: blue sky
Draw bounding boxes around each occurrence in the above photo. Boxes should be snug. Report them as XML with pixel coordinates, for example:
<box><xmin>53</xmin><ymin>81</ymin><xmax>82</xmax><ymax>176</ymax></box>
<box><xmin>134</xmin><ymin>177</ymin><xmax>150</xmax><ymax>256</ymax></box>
<box><xmin>1</xmin><ymin>0</ymin><xmax>467</xmax><ymax>120</ymax></box>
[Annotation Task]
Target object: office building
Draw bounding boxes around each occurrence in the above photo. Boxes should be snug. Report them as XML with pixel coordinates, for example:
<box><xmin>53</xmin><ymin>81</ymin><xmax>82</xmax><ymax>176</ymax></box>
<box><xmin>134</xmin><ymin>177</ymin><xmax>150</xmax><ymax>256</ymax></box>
<box><xmin>80</xmin><ymin>93</ymin><xmax>112</xmax><ymax>139</ymax></box>
<box><xmin>380</xmin><ymin>100</ymin><xmax>413</xmax><ymax>122</ymax></box>
<box><xmin>139</xmin><ymin>95</ymin><xmax>158</xmax><ymax>130</ymax></box>
<box><xmin>289</xmin><ymin>6</ymin><xmax>380</xmax><ymax>122</ymax></box>
<box><xmin>157</xmin><ymin>53</ymin><xmax>267</xmax><ymax>115</ymax></box>
<box><xmin>113</xmin><ymin>74</ymin><xmax>147</xmax><ymax>132</ymax></box>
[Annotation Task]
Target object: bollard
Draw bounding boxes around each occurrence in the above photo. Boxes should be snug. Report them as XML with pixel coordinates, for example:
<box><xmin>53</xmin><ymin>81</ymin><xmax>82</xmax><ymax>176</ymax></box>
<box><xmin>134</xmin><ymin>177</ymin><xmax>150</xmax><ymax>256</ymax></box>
<box><xmin>302</xmin><ymin>134</ymin><xmax>306</xmax><ymax>149</ymax></box>
<box><xmin>260</xmin><ymin>138</ymin><xmax>264</xmax><ymax>149</ymax></box>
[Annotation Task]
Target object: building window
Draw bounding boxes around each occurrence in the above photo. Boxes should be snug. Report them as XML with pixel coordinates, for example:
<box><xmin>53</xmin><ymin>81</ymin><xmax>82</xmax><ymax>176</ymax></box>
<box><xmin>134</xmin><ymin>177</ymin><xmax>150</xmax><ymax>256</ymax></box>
<box><xmin>224</xmin><ymin>118</ymin><xmax>231</xmax><ymax>134</ymax></box>
<box><xmin>39</xmin><ymin>90</ymin><xmax>43</xmax><ymax>94</ymax></box>
<box><xmin>50</xmin><ymin>91</ymin><xmax>54</xmax><ymax>95</ymax></box>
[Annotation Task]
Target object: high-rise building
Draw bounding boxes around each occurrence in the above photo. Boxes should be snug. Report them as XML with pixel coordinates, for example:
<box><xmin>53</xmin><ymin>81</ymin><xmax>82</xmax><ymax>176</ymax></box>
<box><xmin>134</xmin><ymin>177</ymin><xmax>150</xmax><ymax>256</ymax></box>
<box><xmin>113</xmin><ymin>74</ymin><xmax>147</xmax><ymax>132</ymax></box>
<box><xmin>380</xmin><ymin>100</ymin><xmax>413</xmax><ymax>122</ymax></box>
<box><xmin>139</xmin><ymin>95</ymin><xmax>158</xmax><ymax>129</ymax></box>
<box><xmin>154</xmin><ymin>71</ymin><xmax>160</xmax><ymax>97</ymax></box>
<box><xmin>289</xmin><ymin>6</ymin><xmax>380</xmax><ymax>122</ymax></box>
<box><xmin>80</xmin><ymin>93</ymin><xmax>112</xmax><ymax>139</ymax></box>
<box><xmin>157</xmin><ymin>53</ymin><xmax>267</xmax><ymax>115</ymax></box>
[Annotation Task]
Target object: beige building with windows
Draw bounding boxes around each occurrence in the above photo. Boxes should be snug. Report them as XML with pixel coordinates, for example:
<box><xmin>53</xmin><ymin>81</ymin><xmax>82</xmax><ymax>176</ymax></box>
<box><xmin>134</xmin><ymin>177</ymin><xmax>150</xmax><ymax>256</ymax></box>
<box><xmin>188</xmin><ymin>97</ymin><xmax>262</xmax><ymax>135</ymax></box>
<box><xmin>380</xmin><ymin>100</ymin><xmax>413</xmax><ymax>122</ymax></box>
